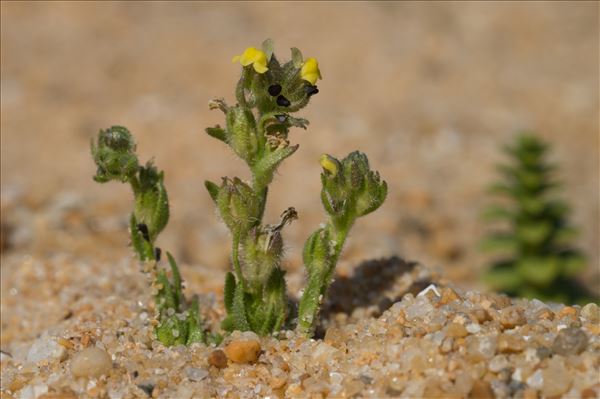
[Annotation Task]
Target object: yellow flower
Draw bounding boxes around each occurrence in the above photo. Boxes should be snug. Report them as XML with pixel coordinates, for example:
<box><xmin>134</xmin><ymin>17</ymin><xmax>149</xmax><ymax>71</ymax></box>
<box><xmin>319</xmin><ymin>154</ymin><xmax>338</xmax><ymax>176</ymax></box>
<box><xmin>301</xmin><ymin>57</ymin><xmax>322</xmax><ymax>85</ymax></box>
<box><xmin>232</xmin><ymin>47</ymin><xmax>269</xmax><ymax>74</ymax></box>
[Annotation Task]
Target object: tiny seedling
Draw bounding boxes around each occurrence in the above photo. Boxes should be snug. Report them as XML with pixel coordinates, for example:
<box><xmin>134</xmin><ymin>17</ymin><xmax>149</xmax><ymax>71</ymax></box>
<box><xmin>91</xmin><ymin>39</ymin><xmax>387</xmax><ymax>343</ymax></box>
<box><xmin>481</xmin><ymin>134</ymin><xmax>588</xmax><ymax>303</ymax></box>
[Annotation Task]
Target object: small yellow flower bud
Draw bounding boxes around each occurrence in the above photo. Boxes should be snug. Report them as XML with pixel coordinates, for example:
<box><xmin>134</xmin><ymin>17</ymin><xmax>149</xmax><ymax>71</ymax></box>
<box><xmin>301</xmin><ymin>57</ymin><xmax>322</xmax><ymax>85</ymax></box>
<box><xmin>232</xmin><ymin>47</ymin><xmax>269</xmax><ymax>74</ymax></box>
<box><xmin>319</xmin><ymin>154</ymin><xmax>338</xmax><ymax>176</ymax></box>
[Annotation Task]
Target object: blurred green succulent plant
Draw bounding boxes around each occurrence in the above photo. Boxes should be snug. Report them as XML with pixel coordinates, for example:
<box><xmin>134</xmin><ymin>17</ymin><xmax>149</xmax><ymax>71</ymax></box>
<box><xmin>481</xmin><ymin>134</ymin><xmax>590</xmax><ymax>304</ymax></box>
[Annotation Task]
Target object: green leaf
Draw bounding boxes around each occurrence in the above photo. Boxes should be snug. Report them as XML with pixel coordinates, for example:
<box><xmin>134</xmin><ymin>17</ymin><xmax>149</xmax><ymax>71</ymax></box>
<box><xmin>252</xmin><ymin>144</ymin><xmax>299</xmax><ymax>189</ymax></box>
<box><xmin>554</xmin><ymin>226</ymin><xmax>577</xmax><ymax>245</ymax></box>
<box><xmin>206</xmin><ymin>126</ymin><xmax>228</xmax><ymax>143</ymax></box>
<box><xmin>482</xmin><ymin>206</ymin><xmax>513</xmax><ymax>221</ymax></box>
<box><xmin>516</xmin><ymin>257</ymin><xmax>560</xmax><ymax>286</ymax></box>
<box><xmin>483</xmin><ymin>261</ymin><xmax>521</xmax><ymax>291</ymax></box>
<box><xmin>224</xmin><ymin>272</ymin><xmax>236</xmax><ymax>313</ymax></box>
<box><xmin>186</xmin><ymin>296</ymin><xmax>206</xmax><ymax>345</ymax></box>
<box><xmin>488</xmin><ymin>183</ymin><xmax>516</xmax><ymax>197</ymax></box>
<box><xmin>262</xmin><ymin>38</ymin><xmax>274</xmax><ymax>61</ymax></box>
<box><xmin>166</xmin><ymin>252</ymin><xmax>184</xmax><ymax>309</ymax></box>
<box><xmin>561</xmin><ymin>253</ymin><xmax>586</xmax><ymax>276</ymax></box>
<box><xmin>231</xmin><ymin>284</ymin><xmax>250</xmax><ymax>331</ymax></box>
<box><xmin>156</xmin><ymin>314</ymin><xmax>187</xmax><ymax>346</ymax></box>
<box><xmin>204</xmin><ymin>180</ymin><xmax>220</xmax><ymax>204</ymax></box>
<box><xmin>516</xmin><ymin>222</ymin><xmax>552</xmax><ymax>245</ymax></box>
<box><xmin>480</xmin><ymin>234</ymin><xmax>518</xmax><ymax>253</ymax></box>
<box><xmin>290</xmin><ymin>47</ymin><xmax>303</xmax><ymax>68</ymax></box>
<box><xmin>156</xmin><ymin>269</ymin><xmax>177</xmax><ymax>316</ymax></box>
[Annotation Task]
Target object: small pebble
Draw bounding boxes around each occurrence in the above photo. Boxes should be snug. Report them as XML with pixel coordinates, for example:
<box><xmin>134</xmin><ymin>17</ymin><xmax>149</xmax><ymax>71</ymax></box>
<box><xmin>208</xmin><ymin>349</ymin><xmax>228</xmax><ymax>368</ymax></box>
<box><xmin>224</xmin><ymin>339</ymin><xmax>261</xmax><ymax>363</ymax></box>
<box><xmin>580</xmin><ymin>303</ymin><xmax>600</xmax><ymax>323</ymax></box>
<box><xmin>27</xmin><ymin>337</ymin><xmax>67</xmax><ymax>364</ymax></box>
<box><xmin>497</xmin><ymin>306</ymin><xmax>526</xmax><ymax>328</ymax></box>
<box><xmin>70</xmin><ymin>347</ymin><xmax>112</xmax><ymax>378</ymax></box>
<box><xmin>185</xmin><ymin>367</ymin><xmax>208</xmax><ymax>382</ymax></box>
<box><xmin>446</xmin><ymin>322</ymin><xmax>468</xmax><ymax>338</ymax></box>
<box><xmin>542</xmin><ymin>358</ymin><xmax>573</xmax><ymax>397</ymax></box>
<box><xmin>552</xmin><ymin>327</ymin><xmax>588</xmax><ymax>356</ymax></box>
<box><xmin>497</xmin><ymin>333</ymin><xmax>526</xmax><ymax>353</ymax></box>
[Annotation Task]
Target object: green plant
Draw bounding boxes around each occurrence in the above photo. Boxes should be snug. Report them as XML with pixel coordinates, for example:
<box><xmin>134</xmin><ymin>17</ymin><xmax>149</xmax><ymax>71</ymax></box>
<box><xmin>205</xmin><ymin>39</ymin><xmax>387</xmax><ymax>336</ymax></box>
<box><xmin>91</xmin><ymin>39</ymin><xmax>387</xmax><ymax>342</ymax></box>
<box><xmin>481</xmin><ymin>134</ymin><xmax>588</xmax><ymax>303</ymax></box>
<box><xmin>91</xmin><ymin>126</ymin><xmax>206</xmax><ymax>345</ymax></box>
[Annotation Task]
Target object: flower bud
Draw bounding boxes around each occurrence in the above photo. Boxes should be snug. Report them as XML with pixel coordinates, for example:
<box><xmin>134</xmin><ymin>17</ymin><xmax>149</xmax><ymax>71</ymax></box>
<box><xmin>226</xmin><ymin>106</ymin><xmax>258</xmax><ymax>164</ymax></box>
<box><xmin>91</xmin><ymin>126</ymin><xmax>139</xmax><ymax>183</ymax></box>
<box><xmin>216</xmin><ymin>177</ymin><xmax>260</xmax><ymax>234</ymax></box>
<box><xmin>241</xmin><ymin>227</ymin><xmax>283</xmax><ymax>293</ymax></box>
<box><xmin>319</xmin><ymin>151</ymin><xmax>387</xmax><ymax>219</ymax></box>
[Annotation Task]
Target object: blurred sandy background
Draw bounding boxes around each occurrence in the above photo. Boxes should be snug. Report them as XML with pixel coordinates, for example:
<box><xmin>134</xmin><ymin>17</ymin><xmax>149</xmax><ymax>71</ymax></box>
<box><xmin>1</xmin><ymin>1</ymin><xmax>598</xmax><ymax>294</ymax></box>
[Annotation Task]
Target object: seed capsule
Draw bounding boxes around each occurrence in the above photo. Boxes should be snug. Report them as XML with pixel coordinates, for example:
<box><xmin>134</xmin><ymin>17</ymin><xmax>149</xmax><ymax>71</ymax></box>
<box><xmin>154</xmin><ymin>247</ymin><xmax>162</xmax><ymax>262</ymax></box>
<box><xmin>276</xmin><ymin>95</ymin><xmax>290</xmax><ymax>107</ymax></box>
<box><xmin>268</xmin><ymin>84</ymin><xmax>282</xmax><ymax>96</ymax></box>
<box><xmin>305</xmin><ymin>85</ymin><xmax>319</xmax><ymax>97</ymax></box>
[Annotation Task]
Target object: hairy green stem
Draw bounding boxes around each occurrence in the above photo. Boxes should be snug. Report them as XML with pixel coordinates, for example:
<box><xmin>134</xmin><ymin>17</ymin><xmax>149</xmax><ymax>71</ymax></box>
<box><xmin>297</xmin><ymin>221</ymin><xmax>350</xmax><ymax>334</ymax></box>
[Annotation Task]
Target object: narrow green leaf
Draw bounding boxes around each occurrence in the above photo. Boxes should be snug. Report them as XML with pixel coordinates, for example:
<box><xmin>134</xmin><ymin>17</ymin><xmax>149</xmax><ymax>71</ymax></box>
<box><xmin>480</xmin><ymin>235</ymin><xmax>518</xmax><ymax>253</ymax></box>
<box><xmin>186</xmin><ymin>296</ymin><xmax>206</xmax><ymax>345</ymax></box>
<box><xmin>516</xmin><ymin>257</ymin><xmax>560</xmax><ymax>286</ymax></box>
<box><xmin>483</xmin><ymin>262</ymin><xmax>521</xmax><ymax>291</ymax></box>
<box><xmin>290</xmin><ymin>47</ymin><xmax>303</xmax><ymax>68</ymax></box>
<box><xmin>224</xmin><ymin>272</ymin><xmax>236</xmax><ymax>313</ymax></box>
<box><xmin>232</xmin><ymin>284</ymin><xmax>250</xmax><ymax>331</ymax></box>
<box><xmin>482</xmin><ymin>206</ymin><xmax>513</xmax><ymax>221</ymax></box>
<box><xmin>206</xmin><ymin>126</ymin><xmax>228</xmax><ymax>143</ymax></box>
<box><xmin>166</xmin><ymin>252</ymin><xmax>184</xmax><ymax>309</ymax></box>
<box><xmin>204</xmin><ymin>180</ymin><xmax>220</xmax><ymax>204</ymax></box>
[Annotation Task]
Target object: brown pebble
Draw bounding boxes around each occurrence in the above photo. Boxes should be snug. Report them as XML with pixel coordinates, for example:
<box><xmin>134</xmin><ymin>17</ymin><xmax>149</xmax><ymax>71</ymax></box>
<box><xmin>580</xmin><ymin>303</ymin><xmax>600</xmax><ymax>323</ymax></box>
<box><xmin>497</xmin><ymin>333</ymin><xmax>526</xmax><ymax>353</ymax></box>
<box><xmin>446</xmin><ymin>323</ymin><xmax>468</xmax><ymax>338</ymax></box>
<box><xmin>208</xmin><ymin>349</ymin><xmax>228</xmax><ymax>368</ymax></box>
<box><xmin>472</xmin><ymin>308</ymin><xmax>491</xmax><ymax>323</ymax></box>
<box><xmin>491</xmin><ymin>295</ymin><xmax>512</xmax><ymax>309</ymax></box>
<box><xmin>70</xmin><ymin>347</ymin><xmax>112</xmax><ymax>378</ymax></box>
<box><xmin>522</xmin><ymin>388</ymin><xmax>538</xmax><ymax>399</ymax></box>
<box><xmin>558</xmin><ymin>306</ymin><xmax>577</xmax><ymax>318</ymax></box>
<box><xmin>496</xmin><ymin>306</ymin><xmax>526</xmax><ymax>329</ymax></box>
<box><xmin>535</xmin><ymin>308</ymin><xmax>554</xmax><ymax>321</ymax></box>
<box><xmin>438</xmin><ymin>287</ymin><xmax>461</xmax><ymax>305</ymax></box>
<box><xmin>80</xmin><ymin>333</ymin><xmax>93</xmax><ymax>347</ymax></box>
<box><xmin>57</xmin><ymin>338</ymin><xmax>74</xmax><ymax>350</ymax></box>
<box><xmin>324</xmin><ymin>326</ymin><xmax>345</xmax><ymax>347</ymax></box>
<box><xmin>224</xmin><ymin>339</ymin><xmax>261</xmax><ymax>364</ymax></box>
<box><xmin>469</xmin><ymin>380</ymin><xmax>494</xmax><ymax>399</ymax></box>
<box><xmin>269</xmin><ymin>376</ymin><xmax>287</xmax><ymax>390</ymax></box>
<box><xmin>552</xmin><ymin>327</ymin><xmax>588</xmax><ymax>356</ymax></box>
<box><xmin>38</xmin><ymin>392</ymin><xmax>78</xmax><ymax>399</ymax></box>
<box><xmin>581</xmin><ymin>387</ymin><xmax>599</xmax><ymax>399</ymax></box>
